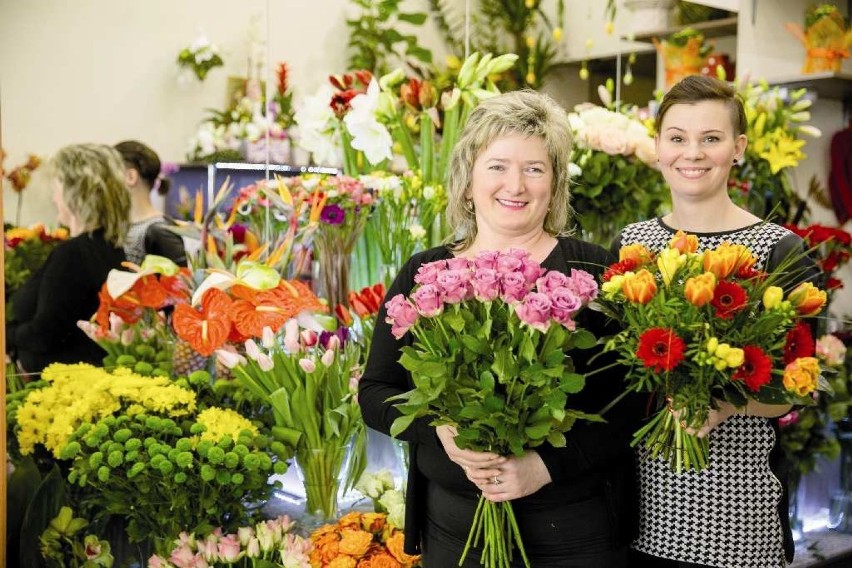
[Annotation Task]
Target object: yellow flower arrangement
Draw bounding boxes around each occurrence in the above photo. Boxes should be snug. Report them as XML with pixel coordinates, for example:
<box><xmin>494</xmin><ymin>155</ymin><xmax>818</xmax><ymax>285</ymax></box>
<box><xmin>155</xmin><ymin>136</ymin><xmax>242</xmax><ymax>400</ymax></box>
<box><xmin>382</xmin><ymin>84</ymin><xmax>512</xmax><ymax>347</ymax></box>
<box><xmin>14</xmin><ymin>363</ymin><xmax>196</xmax><ymax>456</ymax></box>
<box><xmin>786</xmin><ymin>4</ymin><xmax>852</xmax><ymax>74</ymax></box>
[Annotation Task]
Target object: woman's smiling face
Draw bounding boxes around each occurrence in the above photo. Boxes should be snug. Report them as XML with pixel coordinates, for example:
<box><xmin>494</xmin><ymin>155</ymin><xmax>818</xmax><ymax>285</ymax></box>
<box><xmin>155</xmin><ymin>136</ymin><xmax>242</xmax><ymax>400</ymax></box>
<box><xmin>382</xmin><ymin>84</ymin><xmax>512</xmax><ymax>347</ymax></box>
<box><xmin>468</xmin><ymin>132</ymin><xmax>554</xmax><ymax>239</ymax></box>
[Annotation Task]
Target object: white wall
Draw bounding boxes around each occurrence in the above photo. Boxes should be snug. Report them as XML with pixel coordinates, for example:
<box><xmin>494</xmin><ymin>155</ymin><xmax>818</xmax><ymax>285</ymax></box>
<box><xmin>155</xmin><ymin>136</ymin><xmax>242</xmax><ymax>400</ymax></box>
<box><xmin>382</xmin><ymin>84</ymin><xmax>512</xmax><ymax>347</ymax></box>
<box><xmin>0</xmin><ymin>0</ymin><xmax>449</xmax><ymax>225</ymax></box>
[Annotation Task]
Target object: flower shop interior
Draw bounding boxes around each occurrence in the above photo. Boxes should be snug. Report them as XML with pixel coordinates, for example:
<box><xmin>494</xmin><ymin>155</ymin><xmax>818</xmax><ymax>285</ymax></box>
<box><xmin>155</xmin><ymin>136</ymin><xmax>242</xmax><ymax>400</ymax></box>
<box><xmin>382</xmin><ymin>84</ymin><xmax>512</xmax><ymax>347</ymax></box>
<box><xmin>2</xmin><ymin>0</ymin><xmax>852</xmax><ymax>566</ymax></box>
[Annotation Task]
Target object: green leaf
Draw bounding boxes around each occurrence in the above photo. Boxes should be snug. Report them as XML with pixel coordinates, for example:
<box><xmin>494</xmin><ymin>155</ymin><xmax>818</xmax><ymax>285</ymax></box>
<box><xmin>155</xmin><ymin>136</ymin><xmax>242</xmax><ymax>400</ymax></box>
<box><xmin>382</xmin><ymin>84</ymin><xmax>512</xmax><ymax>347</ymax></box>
<box><xmin>525</xmin><ymin>421</ymin><xmax>552</xmax><ymax>440</ymax></box>
<box><xmin>406</xmin><ymin>45</ymin><xmax>433</xmax><ymax>63</ymax></box>
<box><xmin>397</xmin><ymin>12</ymin><xmax>428</xmax><ymax>25</ymax></box>
<box><xmin>547</xmin><ymin>431</ymin><xmax>567</xmax><ymax>447</ymax></box>
<box><xmin>390</xmin><ymin>414</ymin><xmax>417</xmax><ymax>438</ymax></box>
<box><xmin>570</xmin><ymin>329</ymin><xmax>597</xmax><ymax>349</ymax></box>
<box><xmin>479</xmin><ymin>370</ymin><xmax>496</xmax><ymax>392</ymax></box>
<box><xmin>561</xmin><ymin>372</ymin><xmax>586</xmax><ymax>393</ymax></box>
<box><xmin>484</xmin><ymin>394</ymin><xmax>505</xmax><ymax>412</ymax></box>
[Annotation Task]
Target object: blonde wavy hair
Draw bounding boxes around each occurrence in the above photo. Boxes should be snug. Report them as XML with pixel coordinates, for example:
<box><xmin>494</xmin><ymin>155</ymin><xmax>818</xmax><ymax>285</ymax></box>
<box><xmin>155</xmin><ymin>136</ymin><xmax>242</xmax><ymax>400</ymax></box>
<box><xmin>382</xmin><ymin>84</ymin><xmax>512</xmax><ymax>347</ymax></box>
<box><xmin>445</xmin><ymin>89</ymin><xmax>574</xmax><ymax>252</ymax></box>
<box><xmin>47</xmin><ymin>144</ymin><xmax>130</xmax><ymax>247</ymax></box>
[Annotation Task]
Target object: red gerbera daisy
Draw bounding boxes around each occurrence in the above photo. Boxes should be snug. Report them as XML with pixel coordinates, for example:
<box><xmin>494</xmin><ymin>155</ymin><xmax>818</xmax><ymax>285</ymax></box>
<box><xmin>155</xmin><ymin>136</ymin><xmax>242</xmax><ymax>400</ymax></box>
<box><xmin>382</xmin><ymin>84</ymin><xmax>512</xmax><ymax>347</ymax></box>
<box><xmin>711</xmin><ymin>280</ymin><xmax>748</xmax><ymax>319</ymax></box>
<box><xmin>602</xmin><ymin>258</ymin><xmax>639</xmax><ymax>282</ymax></box>
<box><xmin>636</xmin><ymin>327</ymin><xmax>686</xmax><ymax>372</ymax></box>
<box><xmin>783</xmin><ymin>321</ymin><xmax>815</xmax><ymax>364</ymax></box>
<box><xmin>733</xmin><ymin>345</ymin><xmax>772</xmax><ymax>392</ymax></box>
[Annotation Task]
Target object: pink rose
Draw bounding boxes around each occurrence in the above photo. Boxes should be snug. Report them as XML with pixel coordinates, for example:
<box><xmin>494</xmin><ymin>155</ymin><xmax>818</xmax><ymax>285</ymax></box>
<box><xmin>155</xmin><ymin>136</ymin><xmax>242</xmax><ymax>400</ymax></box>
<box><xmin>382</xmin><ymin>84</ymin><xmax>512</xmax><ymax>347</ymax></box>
<box><xmin>505</xmin><ymin>248</ymin><xmax>531</xmax><ymax>260</ymax></box>
<box><xmin>549</xmin><ymin>287</ymin><xmax>582</xmax><ymax>329</ymax></box>
<box><xmin>519</xmin><ymin>258</ymin><xmax>546</xmax><ymax>285</ymax></box>
<box><xmin>473</xmin><ymin>250</ymin><xmax>500</xmax><ymax>271</ymax></box>
<box><xmin>446</xmin><ymin>256</ymin><xmax>472</xmax><ymax>271</ymax></box>
<box><xmin>565</xmin><ymin>269</ymin><xmax>599</xmax><ymax>303</ymax></box>
<box><xmin>515</xmin><ymin>292</ymin><xmax>553</xmax><ymax>332</ymax></box>
<box><xmin>599</xmin><ymin>127</ymin><xmax>629</xmax><ymax>155</ymax></box>
<box><xmin>501</xmin><ymin>272</ymin><xmax>530</xmax><ymax>303</ymax></box>
<box><xmin>437</xmin><ymin>269</ymin><xmax>472</xmax><ymax>304</ymax></box>
<box><xmin>472</xmin><ymin>268</ymin><xmax>501</xmax><ymax>301</ymax></box>
<box><xmin>536</xmin><ymin>271</ymin><xmax>569</xmax><ymax>294</ymax></box>
<box><xmin>169</xmin><ymin>546</ymin><xmax>197</xmax><ymax>568</ymax></box>
<box><xmin>385</xmin><ymin>294</ymin><xmax>420</xmax><ymax>338</ymax></box>
<box><xmin>411</xmin><ymin>283</ymin><xmax>444</xmax><ymax>316</ymax></box>
<box><xmin>496</xmin><ymin>254</ymin><xmax>523</xmax><ymax>274</ymax></box>
<box><xmin>414</xmin><ymin>260</ymin><xmax>446</xmax><ymax>285</ymax></box>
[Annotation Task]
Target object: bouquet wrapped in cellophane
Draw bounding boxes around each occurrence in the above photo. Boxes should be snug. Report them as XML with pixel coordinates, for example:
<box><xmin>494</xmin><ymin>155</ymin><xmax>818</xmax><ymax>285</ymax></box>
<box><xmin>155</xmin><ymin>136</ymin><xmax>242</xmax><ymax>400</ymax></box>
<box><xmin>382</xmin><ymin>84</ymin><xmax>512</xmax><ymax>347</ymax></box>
<box><xmin>596</xmin><ymin>230</ymin><xmax>828</xmax><ymax>473</ymax></box>
<box><xmin>385</xmin><ymin>249</ymin><xmax>602</xmax><ymax>568</ymax></box>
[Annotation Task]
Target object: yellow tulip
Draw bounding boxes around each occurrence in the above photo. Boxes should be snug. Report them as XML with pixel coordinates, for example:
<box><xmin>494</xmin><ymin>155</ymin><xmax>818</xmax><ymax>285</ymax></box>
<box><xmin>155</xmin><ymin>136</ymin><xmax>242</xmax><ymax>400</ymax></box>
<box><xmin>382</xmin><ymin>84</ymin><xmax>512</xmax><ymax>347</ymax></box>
<box><xmin>783</xmin><ymin>357</ymin><xmax>820</xmax><ymax>396</ymax></box>
<box><xmin>619</xmin><ymin>243</ymin><xmax>654</xmax><ymax>265</ymax></box>
<box><xmin>657</xmin><ymin>248</ymin><xmax>685</xmax><ymax>287</ymax></box>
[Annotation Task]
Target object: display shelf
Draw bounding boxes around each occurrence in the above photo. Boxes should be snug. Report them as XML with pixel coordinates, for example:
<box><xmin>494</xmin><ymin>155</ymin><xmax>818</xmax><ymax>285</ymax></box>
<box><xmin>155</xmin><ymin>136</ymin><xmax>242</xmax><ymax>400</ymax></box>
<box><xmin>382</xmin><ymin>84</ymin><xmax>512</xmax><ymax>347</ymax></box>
<box><xmin>625</xmin><ymin>15</ymin><xmax>738</xmax><ymax>43</ymax></box>
<box><xmin>766</xmin><ymin>71</ymin><xmax>852</xmax><ymax>102</ymax></box>
<box><xmin>790</xmin><ymin>530</ymin><xmax>852</xmax><ymax>567</ymax></box>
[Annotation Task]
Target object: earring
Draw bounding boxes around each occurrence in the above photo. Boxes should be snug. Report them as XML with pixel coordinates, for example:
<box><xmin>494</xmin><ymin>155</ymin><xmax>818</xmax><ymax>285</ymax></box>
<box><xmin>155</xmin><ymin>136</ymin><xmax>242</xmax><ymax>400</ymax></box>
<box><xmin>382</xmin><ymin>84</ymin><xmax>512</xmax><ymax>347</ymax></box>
<box><xmin>733</xmin><ymin>158</ymin><xmax>739</xmax><ymax>165</ymax></box>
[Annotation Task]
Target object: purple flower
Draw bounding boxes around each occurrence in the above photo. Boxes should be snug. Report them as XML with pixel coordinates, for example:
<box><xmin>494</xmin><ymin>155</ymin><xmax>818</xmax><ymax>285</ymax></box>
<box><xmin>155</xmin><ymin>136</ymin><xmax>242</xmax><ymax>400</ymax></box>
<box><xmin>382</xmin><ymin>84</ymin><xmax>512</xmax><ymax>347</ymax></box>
<box><xmin>414</xmin><ymin>260</ymin><xmax>447</xmax><ymax>285</ymax></box>
<box><xmin>515</xmin><ymin>292</ymin><xmax>553</xmax><ymax>332</ymax></box>
<box><xmin>320</xmin><ymin>204</ymin><xmax>346</xmax><ymax>225</ymax></box>
<box><xmin>473</xmin><ymin>250</ymin><xmax>500</xmax><ymax>271</ymax></box>
<box><xmin>446</xmin><ymin>256</ymin><xmax>472</xmax><ymax>271</ymax></box>
<box><xmin>320</xmin><ymin>326</ymin><xmax>350</xmax><ymax>348</ymax></box>
<box><xmin>161</xmin><ymin>162</ymin><xmax>180</xmax><ymax>176</ymax></box>
<box><xmin>385</xmin><ymin>294</ymin><xmax>419</xmax><ymax>338</ymax></box>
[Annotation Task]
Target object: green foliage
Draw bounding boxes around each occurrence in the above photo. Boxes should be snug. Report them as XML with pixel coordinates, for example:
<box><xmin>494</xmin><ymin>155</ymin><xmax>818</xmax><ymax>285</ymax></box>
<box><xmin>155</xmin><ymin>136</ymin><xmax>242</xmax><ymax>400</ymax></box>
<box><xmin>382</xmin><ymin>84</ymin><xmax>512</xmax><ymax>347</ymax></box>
<box><xmin>347</xmin><ymin>0</ymin><xmax>433</xmax><ymax>75</ymax></box>
<box><xmin>60</xmin><ymin>411</ymin><xmax>287</xmax><ymax>553</ymax></box>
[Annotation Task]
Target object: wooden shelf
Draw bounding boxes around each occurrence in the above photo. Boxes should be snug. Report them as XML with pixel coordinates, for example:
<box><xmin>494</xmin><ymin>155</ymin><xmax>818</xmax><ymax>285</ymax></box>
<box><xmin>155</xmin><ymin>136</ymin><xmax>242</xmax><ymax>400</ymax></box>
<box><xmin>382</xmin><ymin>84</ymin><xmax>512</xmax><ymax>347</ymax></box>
<box><xmin>625</xmin><ymin>16</ymin><xmax>738</xmax><ymax>43</ymax></box>
<box><xmin>766</xmin><ymin>71</ymin><xmax>852</xmax><ymax>102</ymax></box>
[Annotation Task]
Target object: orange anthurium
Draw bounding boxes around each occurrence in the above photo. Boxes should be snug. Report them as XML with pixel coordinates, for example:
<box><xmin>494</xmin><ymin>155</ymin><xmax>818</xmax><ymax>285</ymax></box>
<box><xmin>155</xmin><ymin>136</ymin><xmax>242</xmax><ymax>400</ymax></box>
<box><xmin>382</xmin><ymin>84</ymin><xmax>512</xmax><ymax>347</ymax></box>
<box><xmin>172</xmin><ymin>288</ymin><xmax>233</xmax><ymax>356</ymax></box>
<box><xmin>132</xmin><ymin>275</ymin><xmax>169</xmax><ymax>309</ymax></box>
<box><xmin>229</xmin><ymin>289</ymin><xmax>292</xmax><ymax>338</ymax></box>
<box><xmin>95</xmin><ymin>284</ymin><xmax>144</xmax><ymax>329</ymax></box>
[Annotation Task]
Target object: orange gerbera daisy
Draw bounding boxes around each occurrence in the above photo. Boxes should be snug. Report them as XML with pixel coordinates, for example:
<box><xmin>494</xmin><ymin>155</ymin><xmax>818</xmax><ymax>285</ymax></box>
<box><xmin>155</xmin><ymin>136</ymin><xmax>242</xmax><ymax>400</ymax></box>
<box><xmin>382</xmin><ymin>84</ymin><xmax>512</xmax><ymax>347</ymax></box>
<box><xmin>172</xmin><ymin>288</ymin><xmax>233</xmax><ymax>355</ymax></box>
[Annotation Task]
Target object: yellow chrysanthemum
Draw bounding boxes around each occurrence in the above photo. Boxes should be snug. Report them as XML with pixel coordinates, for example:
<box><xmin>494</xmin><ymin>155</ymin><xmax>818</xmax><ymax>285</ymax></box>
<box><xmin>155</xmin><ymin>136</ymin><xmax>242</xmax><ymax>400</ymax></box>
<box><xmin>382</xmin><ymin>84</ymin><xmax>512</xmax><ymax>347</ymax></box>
<box><xmin>196</xmin><ymin>407</ymin><xmax>259</xmax><ymax>442</ymax></box>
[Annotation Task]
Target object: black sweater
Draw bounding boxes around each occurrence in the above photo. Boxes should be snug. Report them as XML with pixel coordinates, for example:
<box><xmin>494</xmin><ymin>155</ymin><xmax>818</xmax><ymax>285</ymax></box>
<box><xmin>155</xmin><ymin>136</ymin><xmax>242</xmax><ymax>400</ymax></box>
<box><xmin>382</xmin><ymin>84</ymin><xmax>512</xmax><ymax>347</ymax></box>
<box><xmin>6</xmin><ymin>228</ymin><xmax>126</xmax><ymax>374</ymax></box>
<box><xmin>358</xmin><ymin>236</ymin><xmax>643</xmax><ymax>554</ymax></box>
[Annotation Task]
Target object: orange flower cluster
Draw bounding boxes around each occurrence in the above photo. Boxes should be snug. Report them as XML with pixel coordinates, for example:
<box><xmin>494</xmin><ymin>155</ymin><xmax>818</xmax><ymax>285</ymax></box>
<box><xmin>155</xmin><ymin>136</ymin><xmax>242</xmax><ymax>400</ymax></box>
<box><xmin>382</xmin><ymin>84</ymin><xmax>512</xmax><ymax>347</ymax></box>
<box><xmin>335</xmin><ymin>283</ymin><xmax>385</xmax><ymax>325</ymax></box>
<box><xmin>95</xmin><ymin>272</ymin><xmax>191</xmax><ymax>333</ymax></box>
<box><xmin>173</xmin><ymin>280</ymin><xmax>326</xmax><ymax>356</ymax></box>
<box><xmin>5</xmin><ymin>154</ymin><xmax>41</xmax><ymax>193</ymax></box>
<box><xmin>309</xmin><ymin>511</ymin><xmax>420</xmax><ymax>568</ymax></box>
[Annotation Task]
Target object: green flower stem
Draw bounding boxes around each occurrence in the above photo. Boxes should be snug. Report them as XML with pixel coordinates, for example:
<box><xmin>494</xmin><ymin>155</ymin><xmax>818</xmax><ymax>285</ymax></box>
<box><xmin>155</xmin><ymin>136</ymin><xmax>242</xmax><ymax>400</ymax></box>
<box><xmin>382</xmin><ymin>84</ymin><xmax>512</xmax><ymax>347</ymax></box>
<box><xmin>298</xmin><ymin>442</ymin><xmax>347</xmax><ymax>519</ymax></box>
<box><xmin>393</xmin><ymin>112</ymin><xmax>419</xmax><ymax>170</ymax></box>
<box><xmin>420</xmin><ymin>112</ymin><xmax>435</xmax><ymax>184</ymax></box>
<box><xmin>460</xmin><ymin>497</ymin><xmax>529</xmax><ymax>568</ymax></box>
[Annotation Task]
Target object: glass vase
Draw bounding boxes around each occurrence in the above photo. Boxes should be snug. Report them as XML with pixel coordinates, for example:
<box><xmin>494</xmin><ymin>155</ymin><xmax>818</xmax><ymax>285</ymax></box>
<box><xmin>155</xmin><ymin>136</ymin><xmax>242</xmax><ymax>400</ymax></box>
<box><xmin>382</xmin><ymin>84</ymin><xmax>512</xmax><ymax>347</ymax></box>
<box><xmin>313</xmin><ymin>246</ymin><xmax>352</xmax><ymax>311</ymax></box>
<box><xmin>293</xmin><ymin>440</ymin><xmax>353</xmax><ymax>526</ymax></box>
<box><xmin>788</xmin><ymin>469</ymin><xmax>806</xmax><ymax>544</ymax></box>
<box><xmin>828</xmin><ymin>417</ymin><xmax>852</xmax><ymax>533</ymax></box>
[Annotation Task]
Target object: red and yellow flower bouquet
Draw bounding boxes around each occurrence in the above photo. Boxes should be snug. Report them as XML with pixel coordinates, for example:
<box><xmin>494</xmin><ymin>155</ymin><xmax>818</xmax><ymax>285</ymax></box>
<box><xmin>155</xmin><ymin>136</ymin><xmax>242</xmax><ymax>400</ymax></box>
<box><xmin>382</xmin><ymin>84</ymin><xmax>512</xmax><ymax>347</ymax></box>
<box><xmin>597</xmin><ymin>230</ymin><xmax>827</xmax><ymax>472</ymax></box>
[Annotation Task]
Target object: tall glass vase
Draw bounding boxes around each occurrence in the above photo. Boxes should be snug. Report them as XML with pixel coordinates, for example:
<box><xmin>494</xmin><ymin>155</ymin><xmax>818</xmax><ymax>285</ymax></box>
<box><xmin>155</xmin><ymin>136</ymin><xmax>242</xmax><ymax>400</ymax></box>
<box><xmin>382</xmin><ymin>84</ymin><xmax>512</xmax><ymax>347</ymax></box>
<box><xmin>788</xmin><ymin>469</ymin><xmax>806</xmax><ymax>544</ymax></box>
<box><xmin>313</xmin><ymin>245</ymin><xmax>352</xmax><ymax>311</ymax></box>
<box><xmin>828</xmin><ymin>417</ymin><xmax>852</xmax><ymax>533</ymax></box>
<box><xmin>293</xmin><ymin>440</ymin><xmax>353</xmax><ymax>526</ymax></box>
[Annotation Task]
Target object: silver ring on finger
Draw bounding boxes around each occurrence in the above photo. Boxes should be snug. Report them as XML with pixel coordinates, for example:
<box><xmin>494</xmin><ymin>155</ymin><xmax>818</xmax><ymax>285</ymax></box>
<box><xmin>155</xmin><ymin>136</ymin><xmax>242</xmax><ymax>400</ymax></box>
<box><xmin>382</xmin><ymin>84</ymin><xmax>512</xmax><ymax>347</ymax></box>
<box><xmin>492</xmin><ymin>476</ymin><xmax>501</xmax><ymax>485</ymax></box>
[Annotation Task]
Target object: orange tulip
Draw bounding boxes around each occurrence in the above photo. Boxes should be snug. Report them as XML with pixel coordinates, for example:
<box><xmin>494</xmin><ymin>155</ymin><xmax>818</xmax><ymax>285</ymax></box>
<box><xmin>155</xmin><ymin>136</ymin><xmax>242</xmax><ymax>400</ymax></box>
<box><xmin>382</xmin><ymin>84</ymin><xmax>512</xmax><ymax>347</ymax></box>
<box><xmin>619</xmin><ymin>243</ymin><xmax>654</xmax><ymax>265</ymax></box>
<box><xmin>684</xmin><ymin>272</ymin><xmax>717</xmax><ymax>307</ymax></box>
<box><xmin>622</xmin><ymin>269</ymin><xmax>657</xmax><ymax>304</ymax></box>
<box><xmin>782</xmin><ymin>356</ymin><xmax>820</xmax><ymax>396</ymax></box>
<box><xmin>703</xmin><ymin>243</ymin><xmax>754</xmax><ymax>279</ymax></box>
<box><xmin>669</xmin><ymin>230</ymin><xmax>698</xmax><ymax>254</ymax></box>
<box><xmin>787</xmin><ymin>282</ymin><xmax>826</xmax><ymax>316</ymax></box>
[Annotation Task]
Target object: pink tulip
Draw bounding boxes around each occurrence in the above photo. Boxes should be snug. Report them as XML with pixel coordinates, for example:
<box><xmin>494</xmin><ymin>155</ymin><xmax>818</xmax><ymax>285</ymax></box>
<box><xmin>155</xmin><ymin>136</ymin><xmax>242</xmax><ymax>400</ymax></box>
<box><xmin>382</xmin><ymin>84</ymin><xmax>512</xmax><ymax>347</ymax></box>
<box><xmin>237</xmin><ymin>526</ymin><xmax>255</xmax><ymax>546</ymax></box>
<box><xmin>321</xmin><ymin>349</ymin><xmax>336</xmax><ymax>367</ymax></box>
<box><xmin>169</xmin><ymin>545</ymin><xmax>197</xmax><ymax>568</ymax></box>
<box><xmin>216</xmin><ymin>348</ymin><xmax>247</xmax><ymax>369</ymax></box>
<box><xmin>301</xmin><ymin>329</ymin><xmax>318</xmax><ymax>347</ymax></box>
<box><xmin>283</xmin><ymin>319</ymin><xmax>300</xmax><ymax>352</ymax></box>
<box><xmin>299</xmin><ymin>358</ymin><xmax>316</xmax><ymax>373</ymax></box>
<box><xmin>515</xmin><ymin>292</ymin><xmax>553</xmax><ymax>332</ymax></box>
<box><xmin>326</xmin><ymin>334</ymin><xmax>341</xmax><ymax>351</ymax></box>
<box><xmin>244</xmin><ymin>339</ymin><xmax>263</xmax><ymax>361</ymax></box>
<box><xmin>256</xmin><ymin>353</ymin><xmax>274</xmax><ymax>372</ymax></box>
<box><xmin>120</xmin><ymin>328</ymin><xmax>135</xmax><ymax>346</ymax></box>
<box><xmin>262</xmin><ymin>325</ymin><xmax>277</xmax><ymax>349</ymax></box>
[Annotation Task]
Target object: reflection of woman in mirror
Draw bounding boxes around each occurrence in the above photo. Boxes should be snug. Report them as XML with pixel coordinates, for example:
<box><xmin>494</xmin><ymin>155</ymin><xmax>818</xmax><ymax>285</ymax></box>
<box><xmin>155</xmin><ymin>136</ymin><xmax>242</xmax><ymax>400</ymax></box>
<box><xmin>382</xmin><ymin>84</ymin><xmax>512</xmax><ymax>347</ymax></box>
<box><xmin>6</xmin><ymin>144</ymin><xmax>129</xmax><ymax>374</ymax></box>
<box><xmin>115</xmin><ymin>140</ymin><xmax>186</xmax><ymax>266</ymax></box>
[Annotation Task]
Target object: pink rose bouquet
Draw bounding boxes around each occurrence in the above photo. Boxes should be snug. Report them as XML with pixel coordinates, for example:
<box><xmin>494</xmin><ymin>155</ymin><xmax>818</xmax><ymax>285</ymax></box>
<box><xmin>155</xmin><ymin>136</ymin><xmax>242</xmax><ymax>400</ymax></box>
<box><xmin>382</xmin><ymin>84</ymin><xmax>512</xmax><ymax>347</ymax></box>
<box><xmin>385</xmin><ymin>249</ymin><xmax>602</xmax><ymax>568</ymax></box>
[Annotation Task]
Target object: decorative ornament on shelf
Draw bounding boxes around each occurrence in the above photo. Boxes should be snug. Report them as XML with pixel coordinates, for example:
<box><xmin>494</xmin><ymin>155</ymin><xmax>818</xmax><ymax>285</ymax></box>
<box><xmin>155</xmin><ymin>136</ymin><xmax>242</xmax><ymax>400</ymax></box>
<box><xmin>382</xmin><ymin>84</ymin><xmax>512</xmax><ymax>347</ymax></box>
<box><xmin>786</xmin><ymin>3</ymin><xmax>851</xmax><ymax>74</ymax></box>
<box><xmin>176</xmin><ymin>34</ymin><xmax>224</xmax><ymax>82</ymax></box>
<box><xmin>654</xmin><ymin>27</ymin><xmax>713</xmax><ymax>89</ymax></box>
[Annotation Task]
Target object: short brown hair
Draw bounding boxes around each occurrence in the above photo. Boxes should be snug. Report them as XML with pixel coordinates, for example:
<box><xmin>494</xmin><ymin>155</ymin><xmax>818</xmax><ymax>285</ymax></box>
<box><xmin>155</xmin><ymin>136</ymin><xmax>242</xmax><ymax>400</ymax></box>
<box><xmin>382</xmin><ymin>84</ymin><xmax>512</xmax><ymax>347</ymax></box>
<box><xmin>656</xmin><ymin>75</ymin><xmax>746</xmax><ymax>136</ymax></box>
<box><xmin>445</xmin><ymin>90</ymin><xmax>574</xmax><ymax>251</ymax></box>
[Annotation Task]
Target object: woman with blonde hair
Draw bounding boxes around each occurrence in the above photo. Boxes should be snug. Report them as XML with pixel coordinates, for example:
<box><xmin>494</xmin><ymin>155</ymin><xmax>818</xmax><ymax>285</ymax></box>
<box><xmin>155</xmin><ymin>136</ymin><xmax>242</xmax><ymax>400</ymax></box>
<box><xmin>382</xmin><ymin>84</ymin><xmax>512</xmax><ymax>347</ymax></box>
<box><xmin>6</xmin><ymin>143</ymin><xmax>130</xmax><ymax>374</ymax></box>
<box><xmin>359</xmin><ymin>90</ymin><xmax>640</xmax><ymax>566</ymax></box>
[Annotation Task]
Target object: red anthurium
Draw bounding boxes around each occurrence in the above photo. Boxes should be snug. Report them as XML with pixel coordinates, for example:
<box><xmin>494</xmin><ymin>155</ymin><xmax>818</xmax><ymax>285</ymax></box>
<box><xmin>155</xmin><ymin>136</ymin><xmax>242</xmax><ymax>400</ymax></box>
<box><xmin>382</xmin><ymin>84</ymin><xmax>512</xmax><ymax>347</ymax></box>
<box><xmin>172</xmin><ymin>288</ymin><xmax>233</xmax><ymax>356</ymax></box>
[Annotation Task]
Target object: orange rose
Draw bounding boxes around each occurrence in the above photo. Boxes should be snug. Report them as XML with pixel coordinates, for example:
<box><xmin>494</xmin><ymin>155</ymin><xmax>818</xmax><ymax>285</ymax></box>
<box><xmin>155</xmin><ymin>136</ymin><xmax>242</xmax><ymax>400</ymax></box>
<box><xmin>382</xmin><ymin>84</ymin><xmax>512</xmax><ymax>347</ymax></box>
<box><xmin>782</xmin><ymin>357</ymin><xmax>820</xmax><ymax>396</ymax></box>
<box><xmin>622</xmin><ymin>269</ymin><xmax>657</xmax><ymax>304</ymax></box>
<box><xmin>669</xmin><ymin>230</ymin><xmax>698</xmax><ymax>254</ymax></box>
<box><xmin>311</xmin><ymin>524</ymin><xmax>340</xmax><ymax>542</ymax></box>
<box><xmin>619</xmin><ymin>243</ymin><xmax>654</xmax><ymax>265</ymax></box>
<box><xmin>329</xmin><ymin>556</ymin><xmax>358</xmax><ymax>568</ymax></box>
<box><xmin>361</xmin><ymin>512</ymin><xmax>387</xmax><ymax>534</ymax></box>
<box><xmin>385</xmin><ymin>531</ymin><xmax>421</xmax><ymax>567</ymax></box>
<box><xmin>338</xmin><ymin>512</ymin><xmax>364</xmax><ymax>531</ymax></box>
<box><xmin>357</xmin><ymin>551</ymin><xmax>402</xmax><ymax>568</ymax></box>
<box><xmin>787</xmin><ymin>282</ymin><xmax>826</xmax><ymax>316</ymax></box>
<box><xmin>684</xmin><ymin>272</ymin><xmax>716</xmax><ymax>307</ymax></box>
<box><xmin>311</xmin><ymin>533</ymin><xmax>341</xmax><ymax>565</ymax></box>
<box><xmin>338</xmin><ymin>529</ymin><xmax>374</xmax><ymax>558</ymax></box>
<box><xmin>703</xmin><ymin>243</ymin><xmax>755</xmax><ymax>279</ymax></box>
